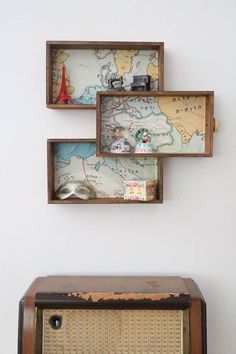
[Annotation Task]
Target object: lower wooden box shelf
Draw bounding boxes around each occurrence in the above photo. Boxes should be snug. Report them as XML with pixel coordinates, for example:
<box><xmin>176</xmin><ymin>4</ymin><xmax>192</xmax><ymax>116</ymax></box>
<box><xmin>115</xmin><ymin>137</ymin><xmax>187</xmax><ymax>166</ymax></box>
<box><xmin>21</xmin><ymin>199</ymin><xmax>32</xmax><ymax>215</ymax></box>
<box><xmin>47</xmin><ymin>139</ymin><xmax>163</xmax><ymax>204</ymax></box>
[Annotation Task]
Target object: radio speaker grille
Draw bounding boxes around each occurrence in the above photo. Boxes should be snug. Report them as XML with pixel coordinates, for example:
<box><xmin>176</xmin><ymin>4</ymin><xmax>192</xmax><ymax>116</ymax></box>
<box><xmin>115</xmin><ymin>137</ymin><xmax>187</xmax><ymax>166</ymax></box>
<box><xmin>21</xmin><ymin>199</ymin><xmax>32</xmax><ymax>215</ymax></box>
<box><xmin>43</xmin><ymin>309</ymin><xmax>184</xmax><ymax>354</ymax></box>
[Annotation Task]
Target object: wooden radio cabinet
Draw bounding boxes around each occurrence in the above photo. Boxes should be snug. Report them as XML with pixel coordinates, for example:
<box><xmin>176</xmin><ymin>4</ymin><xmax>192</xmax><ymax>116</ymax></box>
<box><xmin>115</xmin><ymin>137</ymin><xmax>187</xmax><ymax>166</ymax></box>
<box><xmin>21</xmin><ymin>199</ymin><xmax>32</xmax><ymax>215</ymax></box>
<box><xmin>18</xmin><ymin>276</ymin><xmax>206</xmax><ymax>354</ymax></box>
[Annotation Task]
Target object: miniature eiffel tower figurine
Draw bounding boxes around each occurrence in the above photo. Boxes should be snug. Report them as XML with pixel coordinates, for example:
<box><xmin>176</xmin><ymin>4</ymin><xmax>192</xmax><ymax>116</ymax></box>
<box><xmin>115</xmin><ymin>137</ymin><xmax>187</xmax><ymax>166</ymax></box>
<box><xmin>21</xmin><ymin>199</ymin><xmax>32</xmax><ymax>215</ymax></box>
<box><xmin>56</xmin><ymin>64</ymin><xmax>73</xmax><ymax>104</ymax></box>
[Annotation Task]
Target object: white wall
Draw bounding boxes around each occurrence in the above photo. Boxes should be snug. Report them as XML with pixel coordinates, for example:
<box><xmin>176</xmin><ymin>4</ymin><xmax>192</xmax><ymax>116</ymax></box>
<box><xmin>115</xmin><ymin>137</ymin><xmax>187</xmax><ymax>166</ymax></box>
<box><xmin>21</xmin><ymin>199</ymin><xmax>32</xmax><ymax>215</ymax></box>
<box><xmin>0</xmin><ymin>0</ymin><xmax>235</xmax><ymax>353</ymax></box>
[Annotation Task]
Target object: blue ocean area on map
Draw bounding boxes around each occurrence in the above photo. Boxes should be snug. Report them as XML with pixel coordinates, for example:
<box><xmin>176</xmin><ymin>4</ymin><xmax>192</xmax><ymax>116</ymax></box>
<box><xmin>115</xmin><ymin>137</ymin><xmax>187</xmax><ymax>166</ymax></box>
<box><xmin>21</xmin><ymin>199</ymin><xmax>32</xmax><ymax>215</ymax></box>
<box><xmin>74</xmin><ymin>86</ymin><xmax>105</xmax><ymax>104</ymax></box>
<box><xmin>54</xmin><ymin>143</ymin><xmax>96</xmax><ymax>161</ymax></box>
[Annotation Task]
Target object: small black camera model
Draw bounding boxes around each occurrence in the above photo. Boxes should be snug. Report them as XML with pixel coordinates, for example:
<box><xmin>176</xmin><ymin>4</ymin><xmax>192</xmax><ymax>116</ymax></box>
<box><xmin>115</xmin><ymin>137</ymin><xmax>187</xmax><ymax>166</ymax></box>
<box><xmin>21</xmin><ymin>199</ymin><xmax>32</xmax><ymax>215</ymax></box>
<box><xmin>131</xmin><ymin>75</ymin><xmax>151</xmax><ymax>91</ymax></box>
<box><xmin>108</xmin><ymin>76</ymin><xmax>125</xmax><ymax>91</ymax></box>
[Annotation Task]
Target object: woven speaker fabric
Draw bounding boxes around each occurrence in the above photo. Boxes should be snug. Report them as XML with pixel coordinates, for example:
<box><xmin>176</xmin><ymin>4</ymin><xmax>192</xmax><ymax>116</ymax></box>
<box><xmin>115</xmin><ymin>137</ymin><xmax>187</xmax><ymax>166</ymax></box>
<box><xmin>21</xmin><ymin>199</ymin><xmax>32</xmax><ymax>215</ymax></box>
<box><xmin>43</xmin><ymin>309</ymin><xmax>184</xmax><ymax>354</ymax></box>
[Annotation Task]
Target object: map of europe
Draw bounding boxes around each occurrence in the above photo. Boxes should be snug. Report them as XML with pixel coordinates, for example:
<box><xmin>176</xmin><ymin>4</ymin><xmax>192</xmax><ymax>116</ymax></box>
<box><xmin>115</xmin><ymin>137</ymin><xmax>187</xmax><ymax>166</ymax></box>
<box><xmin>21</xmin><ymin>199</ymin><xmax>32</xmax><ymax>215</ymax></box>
<box><xmin>100</xmin><ymin>96</ymin><xmax>206</xmax><ymax>154</ymax></box>
<box><xmin>52</xmin><ymin>49</ymin><xmax>159</xmax><ymax>104</ymax></box>
<box><xmin>54</xmin><ymin>142</ymin><xmax>158</xmax><ymax>198</ymax></box>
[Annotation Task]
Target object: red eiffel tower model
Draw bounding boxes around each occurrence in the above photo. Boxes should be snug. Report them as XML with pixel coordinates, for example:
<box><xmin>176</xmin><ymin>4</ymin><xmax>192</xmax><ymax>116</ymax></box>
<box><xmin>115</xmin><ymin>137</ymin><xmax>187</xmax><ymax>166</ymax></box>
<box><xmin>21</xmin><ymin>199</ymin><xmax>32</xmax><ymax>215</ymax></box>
<box><xmin>56</xmin><ymin>64</ymin><xmax>73</xmax><ymax>104</ymax></box>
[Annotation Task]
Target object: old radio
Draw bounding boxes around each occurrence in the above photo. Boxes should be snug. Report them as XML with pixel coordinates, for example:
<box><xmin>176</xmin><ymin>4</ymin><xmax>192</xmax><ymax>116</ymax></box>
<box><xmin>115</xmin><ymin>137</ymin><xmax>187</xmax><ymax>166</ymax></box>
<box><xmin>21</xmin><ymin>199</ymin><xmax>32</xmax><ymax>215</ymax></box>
<box><xmin>18</xmin><ymin>276</ymin><xmax>206</xmax><ymax>354</ymax></box>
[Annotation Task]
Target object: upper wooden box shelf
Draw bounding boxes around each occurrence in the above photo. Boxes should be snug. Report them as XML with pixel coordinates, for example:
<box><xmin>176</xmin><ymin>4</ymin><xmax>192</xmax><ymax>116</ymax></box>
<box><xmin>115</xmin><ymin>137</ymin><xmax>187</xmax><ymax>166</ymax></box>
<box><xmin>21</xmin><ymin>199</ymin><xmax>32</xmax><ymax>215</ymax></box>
<box><xmin>96</xmin><ymin>91</ymin><xmax>214</xmax><ymax>157</ymax></box>
<box><xmin>46</xmin><ymin>41</ymin><xmax>164</xmax><ymax>109</ymax></box>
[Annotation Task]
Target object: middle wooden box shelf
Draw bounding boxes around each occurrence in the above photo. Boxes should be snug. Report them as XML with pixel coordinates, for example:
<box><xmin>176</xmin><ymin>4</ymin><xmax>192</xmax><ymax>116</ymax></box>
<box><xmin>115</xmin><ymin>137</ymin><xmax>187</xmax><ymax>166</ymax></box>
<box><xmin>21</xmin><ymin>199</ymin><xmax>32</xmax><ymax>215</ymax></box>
<box><xmin>96</xmin><ymin>91</ymin><xmax>214</xmax><ymax>158</ymax></box>
<box><xmin>47</xmin><ymin>139</ymin><xmax>163</xmax><ymax>204</ymax></box>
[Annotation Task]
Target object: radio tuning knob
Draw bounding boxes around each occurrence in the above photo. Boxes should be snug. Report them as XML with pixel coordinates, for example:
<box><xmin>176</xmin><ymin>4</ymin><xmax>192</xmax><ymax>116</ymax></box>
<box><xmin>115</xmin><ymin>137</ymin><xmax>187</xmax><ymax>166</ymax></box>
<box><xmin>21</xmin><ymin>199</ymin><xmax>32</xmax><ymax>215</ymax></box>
<box><xmin>49</xmin><ymin>315</ymin><xmax>62</xmax><ymax>330</ymax></box>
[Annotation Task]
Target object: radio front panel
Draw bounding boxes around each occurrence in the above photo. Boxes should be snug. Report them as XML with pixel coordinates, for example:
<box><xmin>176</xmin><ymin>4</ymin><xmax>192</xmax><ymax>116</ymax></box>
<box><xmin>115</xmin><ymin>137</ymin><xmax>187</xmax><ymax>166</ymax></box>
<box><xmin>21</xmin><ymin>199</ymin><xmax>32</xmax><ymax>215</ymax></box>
<box><xmin>41</xmin><ymin>309</ymin><xmax>189</xmax><ymax>354</ymax></box>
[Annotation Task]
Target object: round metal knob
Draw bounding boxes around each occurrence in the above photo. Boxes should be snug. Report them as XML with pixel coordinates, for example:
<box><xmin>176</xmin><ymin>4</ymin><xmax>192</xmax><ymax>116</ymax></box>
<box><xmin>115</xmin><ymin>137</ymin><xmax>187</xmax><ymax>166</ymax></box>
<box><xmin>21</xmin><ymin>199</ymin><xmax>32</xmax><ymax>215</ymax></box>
<box><xmin>49</xmin><ymin>315</ymin><xmax>62</xmax><ymax>330</ymax></box>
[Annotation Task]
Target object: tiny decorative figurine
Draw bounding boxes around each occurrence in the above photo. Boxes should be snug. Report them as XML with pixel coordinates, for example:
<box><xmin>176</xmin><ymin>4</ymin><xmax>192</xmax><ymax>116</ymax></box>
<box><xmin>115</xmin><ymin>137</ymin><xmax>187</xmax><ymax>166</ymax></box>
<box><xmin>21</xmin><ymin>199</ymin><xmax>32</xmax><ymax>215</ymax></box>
<box><xmin>110</xmin><ymin>126</ymin><xmax>131</xmax><ymax>153</ymax></box>
<box><xmin>108</xmin><ymin>76</ymin><xmax>125</xmax><ymax>91</ymax></box>
<box><xmin>56</xmin><ymin>181</ymin><xmax>96</xmax><ymax>200</ymax></box>
<box><xmin>135</xmin><ymin>128</ymin><xmax>153</xmax><ymax>153</ymax></box>
<box><xmin>124</xmin><ymin>180</ymin><xmax>157</xmax><ymax>201</ymax></box>
<box><xmin>56</xmin><ymin>64</ymin><xmax>73</xmax><ymax>104</ymax></box>
<box><xmin>131</xmin><ymin>75</ymin><xmax>151</xmax><ymax>91</ymax></box>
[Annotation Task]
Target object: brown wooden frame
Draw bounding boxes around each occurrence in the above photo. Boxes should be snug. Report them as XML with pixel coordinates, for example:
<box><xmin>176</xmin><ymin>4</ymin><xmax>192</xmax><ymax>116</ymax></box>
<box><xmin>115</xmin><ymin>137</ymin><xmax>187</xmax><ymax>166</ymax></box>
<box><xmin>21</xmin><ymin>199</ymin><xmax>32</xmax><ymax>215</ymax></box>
<box><xmin>47</xmin><ymin>139</ymin><xmax>163</xmax><ymax>204</ymax></box>
<box><xmin>18</xmin><ymin>276</ymin><xmax>207</xmax><ymax>354</ymax></box>
<box><xmin>46</xmin><ymin>41</ymin><xmax>164</xmax><ymax>109</ymax></box>
<box><xmin>96</xmin><ymin>91</ymin><xmax>214</xmax><ymax>157</ymax></box>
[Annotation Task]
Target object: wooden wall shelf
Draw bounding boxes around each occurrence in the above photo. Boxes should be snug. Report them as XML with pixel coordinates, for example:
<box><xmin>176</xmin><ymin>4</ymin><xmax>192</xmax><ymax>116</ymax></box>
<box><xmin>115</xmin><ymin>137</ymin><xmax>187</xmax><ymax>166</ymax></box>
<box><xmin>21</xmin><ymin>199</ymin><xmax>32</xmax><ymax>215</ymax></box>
<box><xmin>96</xmin><ymin>91</ymin><xmax>214</xmax><ymax>157</ymax></box>
<box><xmin>46</xmin><ymin>41</ymin><xmax>164</xmax><ymax>109</ymax></box>
<box><xmin>46</xmin><ymin>40</ymin><xmax>216</xmax><ymax>204</ymax></box>
<box><xmin>47</xmin><ymin>139</ymin><xmax>163</xmax><ymax>204</ymax></box>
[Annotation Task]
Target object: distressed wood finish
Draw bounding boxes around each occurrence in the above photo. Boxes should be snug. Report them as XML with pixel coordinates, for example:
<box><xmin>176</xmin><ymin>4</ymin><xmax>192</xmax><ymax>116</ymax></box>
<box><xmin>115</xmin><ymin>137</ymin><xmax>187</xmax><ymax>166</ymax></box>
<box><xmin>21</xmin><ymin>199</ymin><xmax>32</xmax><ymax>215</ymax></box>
<box><xmin>96</xmin><ymin>91</ymin><xmax>214</xmax><ymax>157</ymax></box>
<box><xmin>47</xmin><ymin>138</ymin><xmax>163</xmax><ymax>204</ymax></box>
<box><xmin>18</xmin><ymin>276</ymin><xmax>206</xmax><ymax>354</ymax></box>
<box><xmin>46</xmin><ymin>41</ymin><xmax>164</xmax><ymax>109</ymax></box>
